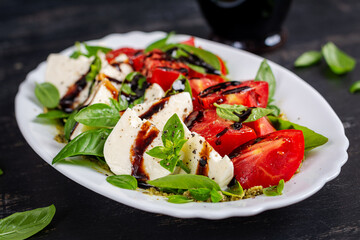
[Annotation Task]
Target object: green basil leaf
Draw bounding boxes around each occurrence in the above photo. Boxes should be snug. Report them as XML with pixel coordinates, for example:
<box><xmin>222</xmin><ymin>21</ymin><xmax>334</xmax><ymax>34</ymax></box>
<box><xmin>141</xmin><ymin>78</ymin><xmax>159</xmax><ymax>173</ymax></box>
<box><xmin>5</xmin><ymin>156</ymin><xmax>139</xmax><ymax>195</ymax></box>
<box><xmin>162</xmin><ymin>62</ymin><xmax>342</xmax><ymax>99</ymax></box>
<box><xmin>84</xmin><ymin>44</ymin><xmax>112</xmax><ymax>57</ymax></box>
<box><xmin>268</xmin><ymin>116</ymin><xmax>328</xmax><ymax>151</ymax></box>
<box><xmin>186</xmin><ymin>63</ymin><xmax>207</xmax><ymax>74</ymax></box>
<box><xmin>322</xmin><ymin>42</ymin><xmax>356</xmax><ymax>74</ymax></box>
<box><xmin>121</xmin><ymin>84</ymin><xmax>136</xmax><ymax>96</ymax></box>
<box><xmin>244</xmin><ymin>108</ymin><xmax>273</xmax><ymax>123</ymax></box>
<box><xmin>0</xmin><ymin>168</ymin><xmax>3</xmax><ymax>175</ymax></box>
<box><xmin>0</xmin><ymin>205</ymin><xmax>55</xmax><ymax>240</ymax></box>
<box><xmin>214</xmin><ymin>103</ymin><xmax>273</xmax><ymax>123</ymax></box>
<box><xmin>223</xmin><ymin>180</ymin><xmax>244</xmax><ymax>197</ymax></box>
<box><xmin>106</xmin><ymin>175</ymin><xmax>137</xmax><ymax>190</ymax></box>
<box><xmin>109</xmin><ymin>98</ymin><xmax>121</xmax><ymax>112</ymax></box>
<box><xmin>52</xmin><ymin>128</ymin><xmax>111</xmax><ymax>164</ymax></box>
<box><xmin>160</xmin><ymin>155</ymin><xmax>178</xmax><ymax>173</ymax></box>
<box><xmin>146</xmin><ymin>146</ymin><xmax>170</xmax><ymax>159</ymax></box>
<box><xmin>85</xmin><ymin>56</ymin><xmax>101</xmax><ymax>82</ymax></box>
<box><xmin>74</xmin><ymin>103</ymin><xmax>120</xmax><ymax>127</ymax></box>
<box><xmin>255</xmin><ymin>59</ymin><xmax>276</xmax><ymax>101</ymax></box>
<box><xmin>210</xmin><ymin>189</ymin><xmax>223</xmax><ymax>203</ymax></box>
<box><xmin>294</xmin><ymin>51</ymin><xmax>322</xmax><ymax>67</ymax></box>
<box><xmin>167</xmin><ymin>195</ymin><xmax>193</xmax><ymax>204</ymax></box>
<box><xmin>267</xmin><ymin>104</ymin><xmax>281</xmax><ymax>117</ymax></box>
<box><xmin>349</xmin><ymin>81</ymin><xmax>360</xmax><ymax>94</ymax></box>
<box><xmin>189</xmin><ymin>188</ymin><xmax>211</xmax><ymax>201</ymax></box>
<box><xmin>162</xmin><ymin>113</ymin><xmax>186</xmax><ymax>145</ymax></box>
<box><xmin>132</xmin><ymin>96</ymin><xmax>145</xmax><ymax>106</ymax></box>
<box><xmin>177</xmin><ymin>160</ymin><xmax>190</xmax><ymax>174</ymax></box>
<box><xmin>118</xmin><ymin>95</ymin><xmax>129</xmax><ymax>110</ymax></box>
<box><xmin>145</xmin><ymin>31</ymin><xmax>175</xmax><ymax>53</ymax></box>
<box><xmin>177</xmin><ymin>44</ymin><xmax>221</xmax><ymax>71</ymax></box>
<box><xmin>147</xmin><ymin>174</ymin><xmax>221</xmax><ymax>191</ymax></box>
<box><xmin>64</xmin><ymin>110</ymin><xmax>78</xmax><ymax>141</ymax></box>
<box><xmin>37</xmin><ymin>110</ymin><xmax>69</xmax><ymax>119</ymax></box>
<box><xmin>263</xmin><ymin>179</ymin><xmax>284</xmax><ymax>196</ymax></box>
<box><xmin>34</xmin><ymin>82</ymin><xmax>60</xmax><ymax>108</ymax></box>
<box><xmin>70</xmin><ymin>41</ymin><xmax>83</xmax><ymax>59</ymax></box>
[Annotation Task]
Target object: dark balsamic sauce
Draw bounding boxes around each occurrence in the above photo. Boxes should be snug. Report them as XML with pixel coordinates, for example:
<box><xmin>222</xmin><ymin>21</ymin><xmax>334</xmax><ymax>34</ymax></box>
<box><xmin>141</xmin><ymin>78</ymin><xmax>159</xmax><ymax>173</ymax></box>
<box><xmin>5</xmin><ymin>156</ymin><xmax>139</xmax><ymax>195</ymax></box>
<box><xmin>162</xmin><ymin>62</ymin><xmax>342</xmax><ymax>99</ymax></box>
<box><xmin>199</xmin><ymin>81</ymin><xmax>242</xmax><ymax>98</ymax></box>
<box><xmin>215</xmin><ymin>127</ymin><xmax>229</xmax><ymax>145</ymax></box>
<box><xmin>222</xmin><ymin>86</ymin><xmax>251</xmax><ymax>95</ymax></box>
<box><xmin>184</xmin><ymin>111</ymin><xmax>204</xmax><ymax>130</ymax></box>
<box><xmin>130</xmin><ymin>121</ymin><xmax>159</xmax><ymax>181</ymax></box>
<box><xmin>233</xmin><ymin>108</ymin><xmax>253</xmax><ymax>122</ymax></box>
<box><xmin>196</xmin><ymin>142</ymin><xmax>211</xmax><ymax>176</ymax></box>
<box><xmin>139</xmin><ymin>97</ymin><xmax>169</xmax><ymax>120</ymax></box>
<box><xmin>59</xmin><ymin>73</ymin><xmax>88</xmax><ymax>113</ymax></box>
<box><xmin>228</xmin><ymin>136</ymin><xmax>265</xmax><ymax>159</ymax></box>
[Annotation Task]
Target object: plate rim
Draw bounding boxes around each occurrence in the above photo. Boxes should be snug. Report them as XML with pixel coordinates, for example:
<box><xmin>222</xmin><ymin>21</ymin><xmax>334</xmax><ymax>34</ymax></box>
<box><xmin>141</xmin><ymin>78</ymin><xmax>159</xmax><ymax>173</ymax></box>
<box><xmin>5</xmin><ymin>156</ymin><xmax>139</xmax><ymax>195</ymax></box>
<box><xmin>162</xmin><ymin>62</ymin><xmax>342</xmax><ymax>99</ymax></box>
<box><xmin>15</xmin><ymin>31</ymin><xmax>349</xmax><ymax>219</ymax></box>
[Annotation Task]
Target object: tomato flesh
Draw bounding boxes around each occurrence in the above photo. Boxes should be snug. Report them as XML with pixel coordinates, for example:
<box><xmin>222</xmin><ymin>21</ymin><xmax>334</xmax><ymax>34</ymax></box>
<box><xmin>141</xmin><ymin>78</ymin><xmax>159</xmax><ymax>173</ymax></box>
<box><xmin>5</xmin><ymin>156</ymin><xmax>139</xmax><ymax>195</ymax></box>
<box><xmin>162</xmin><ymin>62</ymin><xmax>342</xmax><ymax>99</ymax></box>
<box><xmin>185</xmin><ymin>110</ymin><xmax>257</xmax><ymax>157</ymax></box>
<box><xmin>229</xmin><ymin>129</ymin><xmax>305</xmax><ymax>189</ymax></box>
<box><xmin>106</xmin><ymin>48</ymin><xmax>145</xmax><ymax>71</ymax></box>
<box><xmin>198</xmin><ymin>80</ymin><xmax>269</xmax><ymax>109</ymax></box>
<box><xmin>244</xmin><ymin>117</ymin><xmax>276</xmax><ymax>137</ymax></box>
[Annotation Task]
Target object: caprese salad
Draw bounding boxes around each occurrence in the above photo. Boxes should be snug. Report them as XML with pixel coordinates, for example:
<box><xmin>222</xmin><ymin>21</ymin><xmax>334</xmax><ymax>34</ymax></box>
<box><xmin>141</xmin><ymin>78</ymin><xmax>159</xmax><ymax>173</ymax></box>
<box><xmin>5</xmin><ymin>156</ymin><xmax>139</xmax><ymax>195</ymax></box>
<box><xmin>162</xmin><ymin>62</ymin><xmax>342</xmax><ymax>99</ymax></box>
<box><xmin>34</xmin><ymin>32</ymin><xmax>328</xmax><ymax>203</ymax></box>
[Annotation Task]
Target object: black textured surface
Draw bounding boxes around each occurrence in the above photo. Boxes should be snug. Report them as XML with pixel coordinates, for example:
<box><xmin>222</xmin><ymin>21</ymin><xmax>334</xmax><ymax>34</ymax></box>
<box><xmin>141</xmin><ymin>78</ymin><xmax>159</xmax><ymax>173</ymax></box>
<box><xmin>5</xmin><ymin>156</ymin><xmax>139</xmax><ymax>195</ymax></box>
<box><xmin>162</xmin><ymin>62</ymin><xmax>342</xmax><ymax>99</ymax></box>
<box><xmin>1</xmin><ymin>0</ymin><xmax>359</xmax><ymax>239</ymax></box>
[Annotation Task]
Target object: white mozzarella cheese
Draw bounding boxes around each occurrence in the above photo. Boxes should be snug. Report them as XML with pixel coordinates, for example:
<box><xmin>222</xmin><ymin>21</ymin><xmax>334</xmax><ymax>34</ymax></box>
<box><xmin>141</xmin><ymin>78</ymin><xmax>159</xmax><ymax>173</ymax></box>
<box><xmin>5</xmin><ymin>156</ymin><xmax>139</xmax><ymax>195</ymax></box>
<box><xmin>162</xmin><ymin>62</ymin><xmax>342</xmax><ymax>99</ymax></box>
<box><xmin>104</xmin><ymin>109</ymin><xmax>171</xmax><ymax>180</ymax></box>
<box><xmin>70</xmin><ymin>80</ymin><xmax>117</xmax><ymax>140</ymax></box>
<box><xmin>45</xmin><ymin>54</ymin><xmax>93</xmax><ymax>98</ymax></box>
<box><xmin>144</xmin><ymin>83</ymin><xmax>165</xmax><ymax>102</ymax></box>
<box><xmin>179</xmin><ymin>131</ymin><xmax>234</xmax><ymax>189</ymax></box>
<box><xmin>132</xmin><ymin>92</ymin><xmax>193</xmax><ymax>130</ymax></box>
<box><xmin>98</xmin><ymin>52</ymin><xmax>133</xmax><ymax>82</ymax></box>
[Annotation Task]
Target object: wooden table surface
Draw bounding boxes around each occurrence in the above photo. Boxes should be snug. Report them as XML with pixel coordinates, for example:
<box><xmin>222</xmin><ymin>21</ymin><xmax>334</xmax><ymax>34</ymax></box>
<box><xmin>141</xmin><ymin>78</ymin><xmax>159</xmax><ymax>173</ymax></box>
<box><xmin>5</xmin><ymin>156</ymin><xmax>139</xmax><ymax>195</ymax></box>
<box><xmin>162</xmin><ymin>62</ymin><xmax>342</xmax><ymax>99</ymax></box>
<box><xmin>1</xmin><ymin>0</ymin><xmax>359</xmax><ymax>239</ymax></box>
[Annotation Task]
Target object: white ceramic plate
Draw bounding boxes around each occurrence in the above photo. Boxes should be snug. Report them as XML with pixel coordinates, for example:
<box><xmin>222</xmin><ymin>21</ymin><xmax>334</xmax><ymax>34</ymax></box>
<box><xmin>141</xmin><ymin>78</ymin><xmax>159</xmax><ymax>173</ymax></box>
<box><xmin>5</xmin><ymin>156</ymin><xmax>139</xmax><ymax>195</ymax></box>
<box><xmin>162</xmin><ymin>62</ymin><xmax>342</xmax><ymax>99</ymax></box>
<box><xmin>15</xmin><ymin>31</ymin><xmax>349</xmax><ymax>219</ymax></box>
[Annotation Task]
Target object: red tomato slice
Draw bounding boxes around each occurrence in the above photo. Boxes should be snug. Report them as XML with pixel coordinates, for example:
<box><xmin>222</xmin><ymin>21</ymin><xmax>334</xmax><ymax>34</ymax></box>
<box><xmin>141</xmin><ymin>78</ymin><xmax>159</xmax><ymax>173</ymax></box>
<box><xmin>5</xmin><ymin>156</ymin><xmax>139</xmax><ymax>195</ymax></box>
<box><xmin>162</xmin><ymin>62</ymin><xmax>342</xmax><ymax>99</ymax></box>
<box><xmin>244</xmin><ymin>117</ymin><xmax>276</xmax><ymax>137</ymax></box>
<box><xmin>106</xmin><ymin>48</ymin><xmax>145</xmax><ymax>71</ymax></box>
<box><xmin>217</xmin><ymin>56</ymin><xmax>228</xmax><ymax>75</ymax></box>
<box><xmin>149</xmin><ymin>67</ymin><xmax>181</xmax><ymax>91</ymax></box>
<box><xmin>229</xmin><ymin>129</ymin><xmax>305</xmax><ymax>189</ymax></box>
<box><xmin>198</xmin><ymin>80</ymin><xmax>269</xmax><ymax>109</ymax></box>
<box><xmin>189</xmin><ymin>78</ymin><xmax>225</xmax><ymax>98</ymax></box>
<box><xmin>185</xmin><ymin>110</ymin><xmax>257</xmax><ymax>157</ymax></box>
<box><xmin>180</xmin><ymin>37</ymin><xmax>195</xmax><ymax>46</ymax></box>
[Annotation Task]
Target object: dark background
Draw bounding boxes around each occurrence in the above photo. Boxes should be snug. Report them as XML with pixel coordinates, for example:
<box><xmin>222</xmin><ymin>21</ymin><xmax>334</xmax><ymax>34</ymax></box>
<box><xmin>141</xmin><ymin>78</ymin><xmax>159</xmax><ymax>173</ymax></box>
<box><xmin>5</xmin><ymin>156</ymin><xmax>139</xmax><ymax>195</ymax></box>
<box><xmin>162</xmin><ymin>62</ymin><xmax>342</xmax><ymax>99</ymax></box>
<box><xmin>1</xmin><ymin>0</ymin><xmax>359</xmax><ymax>239</ymax></box>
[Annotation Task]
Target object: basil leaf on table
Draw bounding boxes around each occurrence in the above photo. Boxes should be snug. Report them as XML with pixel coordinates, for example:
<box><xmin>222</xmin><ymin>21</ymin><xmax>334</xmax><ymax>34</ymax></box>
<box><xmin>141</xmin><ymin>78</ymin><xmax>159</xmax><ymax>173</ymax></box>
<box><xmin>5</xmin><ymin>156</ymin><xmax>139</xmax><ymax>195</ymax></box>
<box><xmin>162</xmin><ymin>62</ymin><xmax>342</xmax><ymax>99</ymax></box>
<box><xmin>106</xmin><ymin>175</ymin><xmax>138</xmax><ymax>190</ymax></box>
<box><xmin>64</xmin><ymin>110</ymin><xmax>78</xmax><ymax>141</ymax></box>
<box><xmin>255</xmin><ymin>59</ymin><xmax>276</xmax><ymax>102</ymax></box>
<box><xmin>322</xmin><ymin>42</ymin><xmax>356</xmax><ymax>74</ymax></box>
<box><xmin>34</xmin><ymin>82</ymin><xmax>60</xmax><ymax>108</ymax></box>
<box><xmin>74</xmin><ymin>103</ymin><xmax>120</xmax><ymax>127</ymax></box>
<box><xmin>0</xmin><ymin>168</ymin><xmax>3</xmax><ymax>175</ymax></box>
<box><xmin>145</xmin><ymin>31</ymin><xmax>175</xmax><ymax>53</ymax></box>
<box><xmin>167</xmin><ymin>195</ymin><xmax>193</xmax><ymax>204</ymax></box>
<box><xmin>349</xmin><ymin>81</ymin><xmax>360</xmax><ymax>94</ymax></box>
<box><xmin>52</xmin><ymin>128</ymin><xmax>111</xmax><ymax>164</ymax></box>
<box><xmin>294</xmin><ymin>51</ymin><xmax>322</xmax><ymax>67</ymax></box>
<box><xmin>147</xmin><ymin>174</ymin><xmax>221</xmax><ymax>191</ymax></box>
<box><xmin>37</xmin><ymin>110</ymin><xmax>69</xmax><ymax>119</ymax></box>
<box><xmin>0</xmin><ymin>205</ymin><xmax>55</xmax><ymax>240</ymax></box>
<box><xmin>214</xmin><ymin>103</ymin><xmax>273</xmax><ymax>122</ymax></box>
<box><xmin>268</xmin><ymin>116</ymin><xmax>328</xmax><ymax>151</ymax></box>
<box><xmin>263</xmin><ymin>179</ymin><xmax>285</xmax><ymax>196</ymax></box>
<box><xmin>189</xmin><ymin>188</ymin><xmax>211</xmax><ymax>201</ymax></box>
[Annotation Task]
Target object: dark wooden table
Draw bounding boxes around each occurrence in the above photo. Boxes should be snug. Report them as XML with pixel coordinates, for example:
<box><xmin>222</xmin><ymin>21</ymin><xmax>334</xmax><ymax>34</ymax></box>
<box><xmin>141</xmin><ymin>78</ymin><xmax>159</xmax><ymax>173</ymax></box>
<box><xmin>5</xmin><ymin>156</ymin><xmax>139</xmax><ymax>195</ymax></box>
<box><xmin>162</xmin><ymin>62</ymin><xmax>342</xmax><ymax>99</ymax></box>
<box><xmin>1</xmin><ymin>0</ymin><xmax>359</xmax><ymax>239</ymax></box>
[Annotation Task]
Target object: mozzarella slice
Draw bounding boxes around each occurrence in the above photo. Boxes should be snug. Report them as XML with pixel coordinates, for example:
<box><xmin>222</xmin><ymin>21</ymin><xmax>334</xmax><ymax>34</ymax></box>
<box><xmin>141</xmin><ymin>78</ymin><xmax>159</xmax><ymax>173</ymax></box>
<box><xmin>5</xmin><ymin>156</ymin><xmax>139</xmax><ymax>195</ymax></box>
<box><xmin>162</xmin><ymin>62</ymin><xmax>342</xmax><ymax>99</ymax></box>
<box><xmin>45</xmin><ymin>54</ymin><xmax>93</xmax><ymax>98</ymax></box>
<box><xmin>98</xmin><ymin>52</ymin><xmax>133</xmax><ymax>83</ymax></box>
<box><xmin>104</xmin><ymin>109</ymin><xmax>171</xmax><ymax>180</ymax></box>
<box><xmin>144</xmin><ymin>83</ymin><xmax>165</xmax><ymax>102</ymax></box>
<box><xmin>132</xmin><ymin>92</ymin><xmax>193</xmax><ymax>130</ymax></box>
<box><xmin>70</xmin><ymin>79</ymin><xmax>118</xmax><ymax>140</ymax></box>
<box><xmin>179</xmin><ymin>131</ymin><xmax>234</xmax><ymax>189</ymax></box>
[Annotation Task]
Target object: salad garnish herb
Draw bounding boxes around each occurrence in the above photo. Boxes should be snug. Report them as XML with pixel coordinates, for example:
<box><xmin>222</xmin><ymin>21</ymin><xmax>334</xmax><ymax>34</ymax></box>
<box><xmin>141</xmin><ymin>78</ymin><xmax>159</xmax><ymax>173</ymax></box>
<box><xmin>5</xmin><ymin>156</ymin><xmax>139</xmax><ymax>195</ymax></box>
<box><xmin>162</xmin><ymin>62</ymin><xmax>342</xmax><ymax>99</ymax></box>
<box><xmin>146</xmin><ymin>114</ymin><xmax>190</xmax><ymax>173</ymax></box>
<box><xmin>35</xmin><ymin>82</ymin><xmax>60</xmax><ymax>109</ymax></box>
<box><xmin>165</xmin><ymin>75</ymin><xmax>192</xmax><ymax>98</ymax></box>
<box><xmin>263</xmin><ymin>179</ymin><xmax>284</xmax><ymax>196</ymax></box>
<box><xmin>214</xmin><ymin>103</ymin><xmax>273</xmax><ymax>123</ymax></box>
<box><xmin>145</xmin><ymin>31</ymin><xmax>175</xmax><ymax>53</ymax></box>
<box><xmin>63</xmin><ymin>110</ymin><xmax>78</xmax><ymax>141</ymax></box>
<box><xmin>167</xmin><ymin>195</ymin><xmax>193</xmax><ymax>204</ymax></box>
<box><xmin>268</xmin><ymin>116</ymin><xmax>328</xmax><ymax>151</ymax></box>
<box><xmin>106</xmin><ymin>175</ymin><xmax>138</xmax><ymax>190</ymax></box>
<box><xmin>255</xmin><ymin>59</ymin><xmax>276</xmax><ymax>104</ymax></box>
<box><xmin>37</xmin><ymin>110</ymin><xmax>70</xmax><ymax>119</ymax></box>
<box><xmin>294</xmin><ymin>51</ymin><xmax>322</xmax><ymax>67</ymax></box>
<box><xmin>52</xmin><ymin>128</ymin><xmax>111</xmax><ymax>164</ymax></box>
<box><xmin>0</xmin><ymin>205</ymin><xmax>55</xmax><ymax>240</ymax></box>
<box><xmin>74</xmin><ymin>103</ymin><xmax>120</xmax><ymax>128</ymax></box>
<box><xmin>349</xmin><ymin>80</ymin><xmax>360</xmax><ymax>94</ymax></box>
